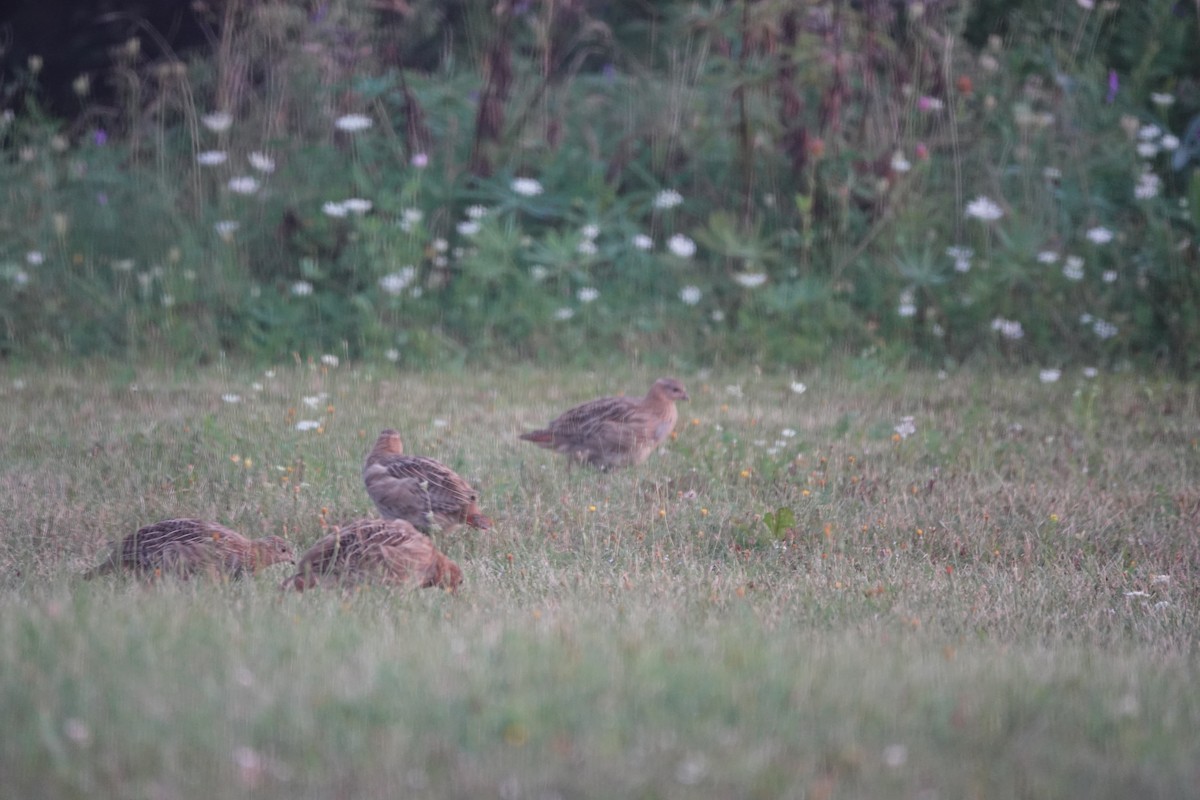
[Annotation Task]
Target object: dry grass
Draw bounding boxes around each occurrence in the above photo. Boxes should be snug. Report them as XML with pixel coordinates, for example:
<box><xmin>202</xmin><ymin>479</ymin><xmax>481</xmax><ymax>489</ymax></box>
<box><xmin>1</xmin><ymin>362</ymin><xmax>1198</xmax><ymax>798</ymax></box>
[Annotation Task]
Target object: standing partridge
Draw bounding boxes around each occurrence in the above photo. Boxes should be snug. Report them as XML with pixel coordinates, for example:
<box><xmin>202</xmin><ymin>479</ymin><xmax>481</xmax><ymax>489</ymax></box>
<box><xmin>363</xmin><ymin>429</ymin><xmax>492</xmax><ymax>533</ymax></box>
<box><xmin>519</xmin><ymin>377</ymin><xmax>689</xmax><ymax>469</ymax></box>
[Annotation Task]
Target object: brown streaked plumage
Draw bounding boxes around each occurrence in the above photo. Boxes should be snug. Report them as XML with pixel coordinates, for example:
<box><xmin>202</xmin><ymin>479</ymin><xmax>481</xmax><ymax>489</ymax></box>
<box><xmin>362</xmin><ymin>429</ymin><xmax>492</xmax><ymax>533</ymax></box>
<box><xmin>281</xmin><ymin>518</ymin><xmax>462</xmax><ymax>591</ymax></box>
<box><xmin>82</xmin><ymin>518</ymin><xmax>294</xmax><ymax>580</ymax></box>
<box><xmin>519</xmin><ymin>377</ymin><xmax>690</xmax><ymax>470</ymax></box>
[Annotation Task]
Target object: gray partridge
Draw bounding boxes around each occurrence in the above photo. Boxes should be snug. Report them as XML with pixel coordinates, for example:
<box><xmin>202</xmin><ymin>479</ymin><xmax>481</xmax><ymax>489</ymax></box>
<box><xmin>83</xmin><ymin>518</ymin><xmax>294</xmax><ymax>580</ymax></box>
<box><xmin>519</xmin><ymin>377</ymin><xmax>689</xmax><ymax>469</ymax></box>
<box><xmin>363</xmin><ymin>429</ymin><xmax>492</xmax><ymax>533</ymax></box>
<box><xmin>281</xmin><ymin>518</ymin><xmax>462</xmax><ymax>591</ymax></box>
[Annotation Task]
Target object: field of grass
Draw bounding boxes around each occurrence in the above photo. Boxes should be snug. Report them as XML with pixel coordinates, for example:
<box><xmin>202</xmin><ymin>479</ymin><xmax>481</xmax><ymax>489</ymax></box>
<box><xmin>1</xmin><ymin>360</ymin><xmax>1198</xmax><ymax>798</ymax></box>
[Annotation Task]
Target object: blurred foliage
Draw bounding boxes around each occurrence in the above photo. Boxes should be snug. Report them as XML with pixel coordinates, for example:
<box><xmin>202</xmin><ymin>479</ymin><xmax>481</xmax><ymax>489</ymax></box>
<box><xmin>0</xmin><ymin>0</ymin><xmax>1198</xmax><ymax>373</ymax></box>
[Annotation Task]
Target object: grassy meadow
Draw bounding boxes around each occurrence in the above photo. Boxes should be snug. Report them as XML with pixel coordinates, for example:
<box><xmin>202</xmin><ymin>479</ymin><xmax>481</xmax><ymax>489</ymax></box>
<box><xmin>1</xmin><ymin>361</ymin><xmax>1198</xmax><ymax>798</ymax></box>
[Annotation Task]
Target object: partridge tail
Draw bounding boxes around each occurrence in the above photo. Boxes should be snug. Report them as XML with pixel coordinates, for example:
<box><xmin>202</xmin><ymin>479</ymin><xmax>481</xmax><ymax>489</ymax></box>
<box><xmin>519</xmin><ymin>429</ymin><xmax>554</xmax><ymax>444</ymax></box>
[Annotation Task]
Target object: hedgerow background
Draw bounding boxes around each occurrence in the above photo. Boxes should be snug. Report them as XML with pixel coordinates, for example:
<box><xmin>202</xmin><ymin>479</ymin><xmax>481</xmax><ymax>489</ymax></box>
<box><xmin>2</xmin><ymin>0</ymin><xmax>1199</xmax><ymax>372</ymax></box>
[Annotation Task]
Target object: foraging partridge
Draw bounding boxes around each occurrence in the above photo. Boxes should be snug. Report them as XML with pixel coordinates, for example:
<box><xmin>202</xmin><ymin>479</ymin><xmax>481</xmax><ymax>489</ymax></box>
<box><xmin>83</xmin><ymin>518</ymin><xmax>294</xmax><ymax>580</ymax></box>
<box><xmin>519</xmin><ymin>377</ymin><xmax>689</xmax><ymax>469</ymax></box>
<box><xmin>363</xmin><ymin>429</ymin><xmax>492</xmax><ymax>533</ymax></box>
<box><xmin>281</xmin><ymin>518</ymin><xmax>462</xmax><ymax>591</ymax></box>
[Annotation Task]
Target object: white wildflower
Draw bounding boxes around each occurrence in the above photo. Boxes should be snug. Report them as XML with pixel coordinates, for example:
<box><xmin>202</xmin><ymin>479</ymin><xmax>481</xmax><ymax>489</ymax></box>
<box><xmin>897</xmin><ymin>289</ymin><xmax>916</xmax><ymax>317</ymax></box>
<box><xmin>322</xmin><ymin>201</ymin><xmax>348</xmax><ymax>218</ymax></box>
<box><xmin>399</xmin><ymin>208</ymin><xmax>423</xmax><ymax>232</ymax></box>
<box><xmin>1160</xmin><ymin>134</ymin><xmax>1179</xmax><ymax>151</ymax></box>
<box><xmin>248</xmin><ymin>152</ymin><xmax>275</xmax><ymax>173</ymax></box>
<box><xmin>1138</xmin><ymin>124</ymin><xmax>1162</xmax><ymax>141</ymax></box>
<box><xmin>1063</xmin><ymin>256</ymin><xmax>1084</xmax><ymax>281</ymax></box>
<box><xmin>577</xmin><ymin>239</ymin><xmax>598</xmax><ymax>256</ymax></box>
<box><xmin>320</xmin><ymin>354</ymin><xmax>339</xmax><ymax>367</ymax></box>
<box><xmin>291</xmin><ymin>280</ymin><xmax>313</xmax><ymax>297</ymax></box>
<box><xmin>653</xmin><ymin>189</ymin><xmax>683</xmax><ymax>209</ymax></box>
<box><xmin>790</xmin><ymin>382</ymin><xmax>807</xmax><ymax>394</ymax></box>
<box><xmin>991</xmin><ymin>317</ymin><xmax>1024</xmax><ymax>340</ymax></box>
<box><xmin>1085</xmin><ymin>226</ymin><xmax>1114</xmax><ymax>245</ymax></box>
<box><xmin>201</xmin><ymin>112</ymin><xmax>233</xmax><ymax>132</ymax></box>
<box><xmin>734</xmin><ymin>272</ymin><xmax>768</xmax><ymax>288</ymax></box>
<box><xmin>1102</xmin><ymin>270</ymin><xmax>1117</xmax><ymax>283</ymax></box>
<box><xmin>581</xmin><ymin>224</ymin><xmax>600</xmax><ymax>240</ymax></box>
<box><xmin>1134</xmin><ymin>170</ymin><xmax>1162</xmax><ymax>200</ymax></box>
<box><xmin>1036</xmin><ymin>250</ymin><xmax>1060</xmax><ymax>264</ymax></box>
<box><xmin>334</xmin><ymin>114</ymin><xmax>373</xmax><ymax>132</ymax></box>
<box><xmin>196</xmin><ymin>150</ymin><xmax>228</xmax><ymax>166</ymax></box>
<box><xmin>456</xmin><ymin>220</ymin><xmax>480</xmax><ymax>236</ymax></box>
<box><xmin>379</xmin><ymin>267</ymin><xmax>417</xmax><ymax>295</ymax></box>
<box><xmin>511</xmin><ymin>177</ymin><xmax>544</xmax><ymax>197</ymax></box>
<box><xmin>222</xmin><ymin>394</ymin><xmax>241</xmax><ymax>404</ymax></box>
<box><xmin>1150</xmin><ymin>93</ymin><xmax>1175</xmax><ymax>107</ymax></box>
<box><xmin>465</xmin><ymin>205</ymin><xmax>488</xmax><ymax>220</ymax></box>
<box><xmin>890</xmin><ymin>151</ymin><xmax>912</xmax><ymax>173</ymax></box>
<box><xmin>1093</xmin><ymin>319</ymin><xmax>1118</xmax><ymax>339</ymax></box>
<box><xmin>668</xmin><ymin>234</ymin><xmax>697</xmax><ymax>258</ymax></box>
<box><xmin>679</xmin><ymin>285</ymin><xmax>702</xmax><ymax>305</ymax></box>
<box><xmin>965</xmin><ymin>196</ymin><xmax>1004</xmax><ymax>221</ymax></box>
<box><xmin>947</xmin><ymin>245</ymin><xmax>973</xmax><ymax>273</ymax></box>
<box><xmin>385</xmin><ymin>348</ymin><xmax>400</xmax><ymax>362</ymax></box>
<box><xmin>577</xmin><ymin>287</ymin><xmax>599</xmax><ymax>303</ymax></box>
<box><xmin>26</xmin><ymin>251</ymin><xmax>44</xmax><ymax>265</ymax></box>
<box><xmin>1082</xmin><ymin>367</ymin><xmax>1098</xmax><ymax>378</ymax></box>
<box><xmin>295</xmin><ymin>420</ymin><xmax>321</xmax><ymax>431</ymax></box>
<box><xmin>215</xmin><ymin>220</ymin><xmax>239</xmax><ymax>240</ymax></box>
<box><xmin>1038</xmin><ymin>368</ymin><xmax>1061</xmax><ymax>383</ymax></box>
<box><xmin>632</xmin><ymin>233</ymin><xmax>654</xmax><ymax>251</ymax></box>
<box><xmin>1136</xmin><ymin>142</ymin><xmax>1159</xmax><ymax>158</ymax></box>
<box><xmin>894</xmin><ymin>416</ymin><xmax>916</xmax><ymax>439</ymax></box>
<box><xmin>343</xmin><ymin>198</ymin><xmax>372</xmax><ymax>214</ymax></box>
<box><xmin>227</xmin><ymin>176</ymin><xmax>259</xmax><ymax>195</ymax></box>
<box><xmin>553</xmin><ymin>307</ymin><xmax>574</xmax><ymax>321</ymax></box>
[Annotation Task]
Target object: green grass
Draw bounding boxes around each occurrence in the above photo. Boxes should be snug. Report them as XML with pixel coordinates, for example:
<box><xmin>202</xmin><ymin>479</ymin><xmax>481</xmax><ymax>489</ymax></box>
<box><xmin>2</xmin><ymin>361</ymin><xmax>1198</xmax><ymax>798</ymax></box>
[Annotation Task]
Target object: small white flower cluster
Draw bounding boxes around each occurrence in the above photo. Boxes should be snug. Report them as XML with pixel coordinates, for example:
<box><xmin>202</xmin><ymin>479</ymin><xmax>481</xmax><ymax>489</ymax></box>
<box><xmin>946</xmin><ymin>245</ymin><xmax>973</xmax><ymax>273</ymax></box>
<box><xmin>578</xmin><ymin>223</ymin><xmax>599</xmax><ymax>256</ymax></box>
<box><xmin>399</xmin><ymin>208</ymin><xmax>423</xmax><ymax>232</ymax></box>
<box><xmin>965</xmin><ymin>196</ymin><xmax>1004</xmax><ymax>221</ymax></box>
<box><xmin>667</xmin><ymin>233</ymin><xmax>696</xmax><ymax>258</ymax></box>
<box><xmin>1134</xmin><ymin>168</ymin><xmax>1162</xmax><ymax>200</ymax></box>
<box><xmin>897</xmin><ymin>288</ymin><xmax>916</xmax><ymax>317</ymax></box>
<box><xmin>379</xmin><ymin>266</ymin><xmax>417</xmax><ymax>296</ymax></box>
<box><xmin>679</xmin><ymin>285</ymin><xmax>702</xmax><ymax>305</ymax></box>
<box><xmin>894</xmin><ymin>416</ymin><xmax>916</xmax><ymax>439</ymax></box>
<box><xmin>1062</xmin><ymin>255</ymin><xmax>1085</xmax><ymax>281</ymax></box>
<box><xmin>1080</xmin><ymin>313</ymin><xmax>1118</xmax><ymax>339</ymax></box>
<box><xmin>653</xmin><ymin>189</ymin><xmax>683</xmax><ymax>210</ymax></box>
<box><xmin>991</xmin><ymin>317</ymin><xmax>1025</xmax><ymax>340</ymax></box>
<box><xmin>323</xmin><ymin>198</ymin><xmax>372</xmax><ymax>218</ymax></box>
<box><xmin>734</xmin><ymin>272</ymin><xmax>767</xmax><ymax>288</ymax></box>
<box><xmin>334</xmin><ymin>114</ymin><xmax>373</xmax><ymax>133</ymax></box>
<box><xmin>511</xmin><ymin>177</ymin><xmax>544</xmax><ymax>197</ymax></box>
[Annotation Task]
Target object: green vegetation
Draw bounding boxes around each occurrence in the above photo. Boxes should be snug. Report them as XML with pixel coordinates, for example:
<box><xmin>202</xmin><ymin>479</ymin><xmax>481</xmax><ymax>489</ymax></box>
<box><xmin>1</xmin><ymin>363</ymin><xmax>1197</xmax><ymax>797</ymax></box>
<box><xmin>2</xmin><ymin>1</ymin><xmax>1199</xmax><ymax>370</ymax></box>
